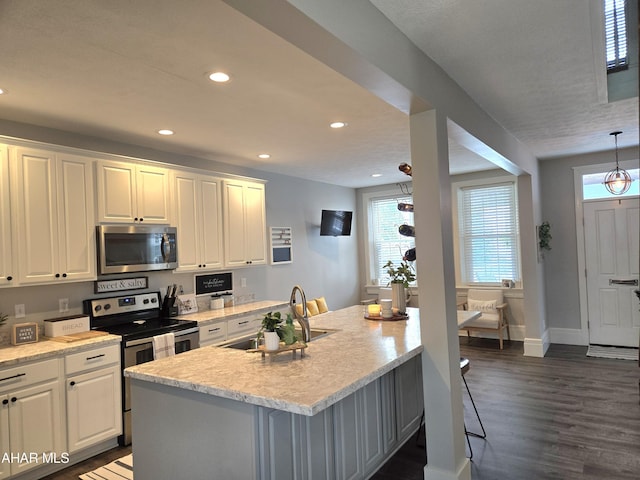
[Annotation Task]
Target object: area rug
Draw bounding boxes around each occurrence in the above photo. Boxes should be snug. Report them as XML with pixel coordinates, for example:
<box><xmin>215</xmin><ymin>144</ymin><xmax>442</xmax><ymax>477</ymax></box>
<box><xmin>587</xmin><ymin>345</ymin><xmax>639</xmax><ymax>361</ymax></box>
<box><xmin>79</xmin><ymin>454</ymin><xmax>133</xmax><ymax>480</ymax></box>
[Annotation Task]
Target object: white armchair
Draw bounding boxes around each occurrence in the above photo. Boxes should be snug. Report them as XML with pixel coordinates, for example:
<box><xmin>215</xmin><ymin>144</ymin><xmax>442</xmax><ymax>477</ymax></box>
<box><xmin>460</xmin><ymin>289</ymin><xmax>510</xmax><ymax>349</ymax></box>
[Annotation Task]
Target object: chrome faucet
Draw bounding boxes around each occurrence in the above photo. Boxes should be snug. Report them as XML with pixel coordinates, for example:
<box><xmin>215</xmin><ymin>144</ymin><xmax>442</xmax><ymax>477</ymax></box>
<box><xmin>290</xmin><ymin>285</ymin><xmax>310</xmax><ymax>343</ymax></box>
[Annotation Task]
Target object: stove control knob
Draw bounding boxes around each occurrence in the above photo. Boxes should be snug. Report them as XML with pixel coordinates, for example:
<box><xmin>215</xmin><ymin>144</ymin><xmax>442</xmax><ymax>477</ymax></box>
<box><xmin>151</xmin><ymin>297</ymin><xmax>157</xmax><ymax>303</ymax></box>
<box><xmin>94</xmin><ymin>305</ymin><xmax>102</xmax><ymax>312</ymax></box>
<box><xmin>143</xmin><ymin>299</ymin><xmax>149</xmax><ymax>304</ymax></box>
<box><xmin>104</xmin><ymin>303</ymin><xmax>111</xmax><ymax>310</ymax></box>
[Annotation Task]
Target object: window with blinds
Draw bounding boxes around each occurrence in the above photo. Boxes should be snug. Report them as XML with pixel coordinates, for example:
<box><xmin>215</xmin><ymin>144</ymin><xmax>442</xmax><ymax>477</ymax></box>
<box><xmin>458</xmin><ymin>182</ymin><xmax>520</xmax><ymax>284</ymax></box>
<box><xmin>369</xmin><ymin>194</ymin><xmax>415</xmax><ymax>285</ymax></box>
<box><xmin>605</xmin><ymin>0</ymin><xmax>628</xmax><ymax>72</ymax></box>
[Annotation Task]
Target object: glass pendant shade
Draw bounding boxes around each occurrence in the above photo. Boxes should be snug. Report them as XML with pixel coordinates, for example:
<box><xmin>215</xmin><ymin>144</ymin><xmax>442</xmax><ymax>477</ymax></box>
<box><xmin>603</xmin><ymin>131</ymin><xmax>632</xmax><ymax>195</ymax></box>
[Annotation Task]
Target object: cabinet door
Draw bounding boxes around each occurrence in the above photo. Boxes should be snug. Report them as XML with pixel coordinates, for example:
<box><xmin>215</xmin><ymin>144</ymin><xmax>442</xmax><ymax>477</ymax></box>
<box><xmin>173</xmin><ymin>172</ymin><xmax>200</xmax><ymax>271</ymax></box>
<box><xmin>333</xmin><ymin>391</ymin><xmax>363</xmax><ymax>480</ymax></box>
<box><xmin>199</xmin><ymin>176</ymin><xmax>223</xmax><ymax>269</ymax></box>
<box><xmin>223</xmin><ymin>181</ymin><xmax>248</xmax><ymax>267</ymax></box>
<box><xmin>136</xmin><ymin>164</ymin><xmax>170</xmax><ymax>224</ymax></box>
<box><xmin>12</xmin><ymin>148</ymin><xmax>60</xmax><ymax>284</ymax></box>
<box><xmin>361</xmin><ymin>380</ymin><xmax>384</xmax><ymax>476</ymax></box>
<box><xmin>56</xmin><ymin>153</ymin><xmax>96</xmax><ymax>281</ymax></box>
<box><xmin>96</xmin><ymin>160</ymin><xmax>137</xmax><ymax>223</ymax></box>
<box><xmin>244</xmin><ymin>182</ymin><xmax>267</xmax><ymax>265</ymax></box>
<box><xmin>0</xmin><ymin>146</ymin><xmax>15</xmax><ymax>287</ymax></box>
<box><xmin>66</xmin><ymin>365</ymin><xmax>122</xmax><ymax>453</ymax></box>
<box><xmin>0</xmin><ymin>394</ymin><xmax>9</xmax><ymax>480</ymax></box>
<box><xmin>8</xmin><ymin>380</ymin><xmax>64</xmax><ymax>476</ymax></box>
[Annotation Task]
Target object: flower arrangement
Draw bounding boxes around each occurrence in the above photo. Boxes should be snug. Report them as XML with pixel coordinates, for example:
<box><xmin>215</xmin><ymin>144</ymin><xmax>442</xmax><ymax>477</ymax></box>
<box><xmin>384</xmin><ymin>260</ymin><xmax>416</xmax><ymax>288</ymax></box>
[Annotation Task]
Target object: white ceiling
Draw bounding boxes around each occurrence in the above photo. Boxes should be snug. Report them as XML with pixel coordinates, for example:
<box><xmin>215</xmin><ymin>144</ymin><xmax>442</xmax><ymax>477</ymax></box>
<box><xmin>0</xmin><ymin>0</ymin><xmax>637</xmax><ymax>188</ymax></box>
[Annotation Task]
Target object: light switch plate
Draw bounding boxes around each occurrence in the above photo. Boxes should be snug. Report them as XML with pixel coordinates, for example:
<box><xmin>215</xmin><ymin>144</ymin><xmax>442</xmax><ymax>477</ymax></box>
<box><xmin>15</xmin><ymin>304</ymin><xmax>25</xmax><ymax>318</ymax></box>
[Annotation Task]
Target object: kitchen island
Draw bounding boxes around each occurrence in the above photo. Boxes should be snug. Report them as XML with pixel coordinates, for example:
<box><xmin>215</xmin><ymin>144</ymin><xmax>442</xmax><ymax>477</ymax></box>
<box><xmin>125</xmin><ymin>305</ymin><xmax>425</xmax><ymax>480</ymax></box>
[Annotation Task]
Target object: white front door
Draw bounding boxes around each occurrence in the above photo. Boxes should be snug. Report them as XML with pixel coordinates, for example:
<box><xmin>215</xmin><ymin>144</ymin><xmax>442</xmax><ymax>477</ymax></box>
<box><xmin>584</xmin><ymin>198</ymin><xmax>639</xmax><ymax>346</ymax></box>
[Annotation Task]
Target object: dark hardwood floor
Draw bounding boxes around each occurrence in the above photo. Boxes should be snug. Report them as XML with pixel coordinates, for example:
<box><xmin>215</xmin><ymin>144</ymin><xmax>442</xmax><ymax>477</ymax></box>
<box><xmin>373</xmin><ymin>339</ymin><xmax>640</xmax><ymax>480</ymax></box>
<box><xmin>43</xmin><ymin>339</ymin><xmax>639</xmax><ymax>480</ymax></box>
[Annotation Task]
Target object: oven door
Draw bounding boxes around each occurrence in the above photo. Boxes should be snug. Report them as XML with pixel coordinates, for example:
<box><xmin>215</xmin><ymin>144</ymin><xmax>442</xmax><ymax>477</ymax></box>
<box><xmin>122</xmin><ymin>327</ymin><xmax>198</xmax><ymax>445</ymax></box>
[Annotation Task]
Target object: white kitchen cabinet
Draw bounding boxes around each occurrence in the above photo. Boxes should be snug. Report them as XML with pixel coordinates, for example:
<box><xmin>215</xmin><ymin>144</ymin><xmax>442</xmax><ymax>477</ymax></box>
<box><xmin>11</xmin><ymin>147</ymin><xmax>96</xmax><ymax>285</ymax></box>
<box><xmin>65</xmin><ymin>344</ymin><xmax>122</xmax><ymax>454</ymax></box>
<box><xmin>226</xmin><ymin>314</ymin><xmax>262</xmax><ymax>339</ymax></box>
<box><xmin>172</xmin><ymin>170</ymin><xmax>224</xmax><ymax>272</ymax></box>
<box><xmin>222</xmin><ymin>179</ymin><xmax>267</xmax><ymax>267</ymax></box>
<box><xmin>0</xmin><ymin>358</ymin><xmax>64</xmax><ymax>479</ymax></box>
<box><xmin>96</xmin><ymin>159</ymin><xmax>170</xmax><ymax>224</ymax></box>
<box><xmin>0</xmin><ymin>145</ymin><xmax>15</xmax><ymax>287</ymax></box>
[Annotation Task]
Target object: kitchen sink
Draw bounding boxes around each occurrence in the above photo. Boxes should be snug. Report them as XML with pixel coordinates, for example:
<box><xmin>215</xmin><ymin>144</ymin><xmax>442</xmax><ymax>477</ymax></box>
<box><xmin>221</xmin><ymin>328</ymin><xmax>338</xmax><ymax>350</ymax></box>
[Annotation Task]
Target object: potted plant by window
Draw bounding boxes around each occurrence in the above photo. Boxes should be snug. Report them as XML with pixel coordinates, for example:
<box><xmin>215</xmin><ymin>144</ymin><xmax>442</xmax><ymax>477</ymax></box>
<box><xmin>384</xmin><ymin>260</ymin><xmax>416</xmax><ymax>314</ymax></box>
<box><xmin>258</xmin><ymin>311</ymin><xmax>298</xmax><ymax>351</ymax></box>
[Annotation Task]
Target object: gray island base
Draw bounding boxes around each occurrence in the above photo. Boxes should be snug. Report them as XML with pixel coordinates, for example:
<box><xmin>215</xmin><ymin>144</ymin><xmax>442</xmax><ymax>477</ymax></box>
<box><xmin>126</xmin><ymin>306</ymin><xmax>425</xmax><ymax>480</ymax></box>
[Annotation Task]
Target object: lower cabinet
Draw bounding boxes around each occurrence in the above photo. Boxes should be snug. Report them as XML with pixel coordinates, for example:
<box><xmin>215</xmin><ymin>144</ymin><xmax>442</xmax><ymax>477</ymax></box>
<box><xmin>0</xmin><ymin>360</ymin><xmax>64</xmax><ymax>480</ymax></box>
<box><xmin>65</xmin><ymin>344</ymin><xmax>122</xmax><ymax>454</ymax></box>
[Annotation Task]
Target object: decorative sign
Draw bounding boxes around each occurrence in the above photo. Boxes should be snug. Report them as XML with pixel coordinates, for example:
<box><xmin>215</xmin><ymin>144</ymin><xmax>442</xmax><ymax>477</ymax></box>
<box><xmin>94</xmin><ymin>277</ymin><xmax>148</xmax><ymax>294</ymax></box>
<box><xmin>177</xmin><ymin>294</ymin><xmax>198</xmax><ymax>315</ymax></box>
<box><xmin>12</xmin><ymin>323</ymin><xmax>38</xmax><ymax>345</ymax></box>
<box><xmin>195</xmin><ymin>272</ymin><xmax>233</xmax><ymax>296</ymax></box>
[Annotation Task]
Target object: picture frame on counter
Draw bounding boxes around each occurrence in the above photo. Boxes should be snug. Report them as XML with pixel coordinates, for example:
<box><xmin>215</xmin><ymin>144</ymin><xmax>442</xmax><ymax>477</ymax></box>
<box><xmin>94</xmin><ymin>276</ymin><xmax>149</xmax><ymax>294</ymax></box>
<box><xmin>12</xmin><ymin>322</ymin><xmax>39</xmax><ymax>345</ymax></box>
<box><xmin>177</xmin><ymin>294</ymin><xmax>198</xmax><ymax>315</ymax></box>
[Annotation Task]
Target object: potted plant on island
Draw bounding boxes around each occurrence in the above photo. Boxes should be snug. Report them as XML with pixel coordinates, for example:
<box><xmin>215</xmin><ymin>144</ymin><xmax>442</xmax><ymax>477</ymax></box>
<box><xmin>384</xmin><ymin>260</ymin><xmax>416</xmax><ymax>314</ymax></box>
<box><xmin>258</xmin><ymin>311</ymin><xmax>298</xmax><ymax>351</ymax></box>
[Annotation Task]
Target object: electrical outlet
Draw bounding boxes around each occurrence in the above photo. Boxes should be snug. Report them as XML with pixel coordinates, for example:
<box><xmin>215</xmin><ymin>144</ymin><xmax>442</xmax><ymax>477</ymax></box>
<box><xmin>59</xmin><ymin>298</ymin><xmax>69</xmax><ymax>313</ymax></box>
<box><xmin>15</xmin><ymin>304</ymin><xmax>25</xmax><ymax>318</ymax></box>
<box><xmin>241</xmin><ymin>277</ymin><xmax>247</xmax><ymax>288</ymax></box>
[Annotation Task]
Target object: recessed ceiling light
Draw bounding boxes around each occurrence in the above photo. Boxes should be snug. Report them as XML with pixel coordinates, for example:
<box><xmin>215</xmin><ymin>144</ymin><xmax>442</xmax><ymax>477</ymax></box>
<box><xmin>208</xmin><ymin>71</ymin><xmax>230</xmax><ymax>83</ymax></box>
<box><xmin>257</xmin><ymin>153</ymin><xmax>271</xmax><ymax>159</ymax></box>
<box><xmin>371</xmin><ymin>173</ymin><xmax>382</xmax><ymax>178</ymax></box>
<box><xmin>330</xmin><ymin>121</ymin><xmax>347</xmax><ymax>129</ymax></box>
<box><xmin>0</xmin><ymin>88</ymin><xmax>6</xmax><ymax>95</ymax></box>
<box><xmin>157</xmin><ymin>129</ymin><xmax>174</xmax><ymax>136</ymax></box>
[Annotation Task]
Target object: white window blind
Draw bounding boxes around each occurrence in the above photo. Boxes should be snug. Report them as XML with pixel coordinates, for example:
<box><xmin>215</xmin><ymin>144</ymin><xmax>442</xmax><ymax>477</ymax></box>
<box><xmin>369</xmin><ymin>194</ymin><xmax>414</xmax><ymax>285</ymax></box>
<box><xmin>458</xmin><ymin>182</ymin><xmax>520</xmax><ymax>284</ymax></box>
<box><xmin>605</xmin><ymin>0</ymin><xmax>628</xmax><ymax>71</ymax></box>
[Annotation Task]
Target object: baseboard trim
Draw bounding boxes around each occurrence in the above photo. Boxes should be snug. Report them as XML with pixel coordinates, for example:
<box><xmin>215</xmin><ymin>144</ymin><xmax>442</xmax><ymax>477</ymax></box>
<box><xmin>548</xmin><ymin>327</ymin><xmax>588</xmax><ymax>346</ymax></box>
<box><xmin>523</xmin><ymin>330</ymin><xmax>550</xmax><ymax>357</ymax></box>
<box><xmin>423</xmin><ymin>457</ymin><xmax>471</xmax><ymax>480</ymax></box>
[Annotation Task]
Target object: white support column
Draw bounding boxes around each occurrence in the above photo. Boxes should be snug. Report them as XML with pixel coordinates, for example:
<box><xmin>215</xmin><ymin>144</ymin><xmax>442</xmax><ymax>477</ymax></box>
<box><xmin>411</xmin><ymin>110</ymin><xmax>470</xmax><ymax>480</ymax></box>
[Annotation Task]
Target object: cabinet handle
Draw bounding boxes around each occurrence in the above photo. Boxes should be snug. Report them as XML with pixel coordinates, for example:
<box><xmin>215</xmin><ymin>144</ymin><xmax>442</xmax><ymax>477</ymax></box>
<box><xmin>2</xmin><ymin>399</ymin><xmax>8</xmax><ymax>405</ymax></box>
<box><xmin>6</xmin><ymin>276</ymin><xmax>11</xmax><ymax>281</ymax></box>
<box><xmin>238</xmin><ymin>320</ymin><xmax>249</xmax><ymax>325</ymax></box>
<box><xmin>139</xmin><ymin>218</ymin><xmax>144</xmax><ymax>222</ymax></box>
<box><xmin>69</xmin><ymin>381</ymin><xmax>76</xmax><ymax>386</ymax></box>
<box><xmin>86</xmin><ymin>353</ymin><xmax>106</xmax><ymax>361</ymax></box>
<box><xmin>208</xmin><ymin>327</ymin><xmax>220</xmax><ymax>333</ymax></box>
<box><xmin>62</xmin><ymin>273</ymin><xmax>67</xmax><ymax>278</ymax></box>
<box><xmin>10</xmin><ymin>397</ymin><xmax>17</xmax><ymax>403</ymax></box>
<box><xmin>55</xmin><ymin>273</ymin><xmax>60</xmax><ymax>278</ymax></box>
<box><xmin>0</xmin><ymin>373</ymin><xmax>26</xmax><ymax>382</ymax></box>
<box><xmin>134</xmin><ymin>217</ymin><xmax>139</xmax><ymax>222</ymax></box>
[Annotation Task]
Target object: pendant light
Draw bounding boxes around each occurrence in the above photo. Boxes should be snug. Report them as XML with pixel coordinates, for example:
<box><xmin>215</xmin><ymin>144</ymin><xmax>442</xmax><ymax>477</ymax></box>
<box><xmin>603</xmin><ymin>131</ymin><xmax>632</xmax><ymax>195</ymax></box>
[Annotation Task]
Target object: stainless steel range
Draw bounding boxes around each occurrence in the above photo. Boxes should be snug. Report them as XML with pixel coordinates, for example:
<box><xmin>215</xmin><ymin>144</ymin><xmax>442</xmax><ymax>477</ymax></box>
<box><xmin>83</xmin><ymin>291</ymin><xmax>199</xmax><ymax>446</ymax></box>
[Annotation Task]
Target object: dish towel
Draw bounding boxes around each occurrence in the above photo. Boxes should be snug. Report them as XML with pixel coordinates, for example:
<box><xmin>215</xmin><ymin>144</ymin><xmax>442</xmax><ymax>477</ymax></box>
<box><xmin>152</xmin><ymin>332</ymin><xmax>175</xmax><ymax>359</ymax></box>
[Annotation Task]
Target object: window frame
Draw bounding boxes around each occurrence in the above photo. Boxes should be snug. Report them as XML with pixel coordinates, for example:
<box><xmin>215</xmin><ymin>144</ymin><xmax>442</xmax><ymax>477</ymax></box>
<box><xmin>452</xmin><ymin>175</ymin><xmax>521</xmax><ymax>287</ymax></box>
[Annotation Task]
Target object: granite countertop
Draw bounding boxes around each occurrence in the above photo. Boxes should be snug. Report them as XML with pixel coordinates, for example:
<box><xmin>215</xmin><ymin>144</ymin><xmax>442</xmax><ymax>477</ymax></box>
<box><xmin>125</xmin><ymin>305</ymin><xmax>423</xmax><ymax>416</ymax></box>
<box><xmin>176</xmin><ymin>300</ymin><xmax>289</xmax><ymax>324</ymax></box>
<box><xmin>0</xmin><ymin>334</ymin><xmax>121</xmax><ymax>368</ymax></box>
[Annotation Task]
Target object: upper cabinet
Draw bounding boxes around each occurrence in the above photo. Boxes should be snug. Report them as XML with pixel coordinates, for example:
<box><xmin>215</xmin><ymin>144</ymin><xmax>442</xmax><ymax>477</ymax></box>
<box><xmin>11</xmin><ymin>147</ymin><xmax>96</xmax><ymax>285</ymax></box>
<box><xmin>172</xmin><ymin>170</ymin><xmax>224</xmax><ymax>272</ymax></box>
<box><xmin>222</xmin><ymin>179</ymin><xmax>267</xmax><ymax>267</ymax></box>
<box><xmin>96</xmin><ymin>160</ymin><xmax>170</xmax><ymax>224</ymax></box>
<box><xmin>0</xmin><ymin>146</ymin><xmax>15</xmax><ymax>287</ymax></box>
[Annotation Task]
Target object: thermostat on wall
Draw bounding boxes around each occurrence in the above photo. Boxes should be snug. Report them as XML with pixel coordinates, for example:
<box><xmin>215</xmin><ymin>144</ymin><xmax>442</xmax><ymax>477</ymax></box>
<box><xmin>12</xmin><ymin>322</ymin><xmax>39</xmax><ymax>345</ymax></box>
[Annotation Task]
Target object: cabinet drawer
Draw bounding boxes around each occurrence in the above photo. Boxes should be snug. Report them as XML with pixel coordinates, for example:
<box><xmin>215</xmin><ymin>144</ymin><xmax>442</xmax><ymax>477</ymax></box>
<box><xmin>65</xmin><ymin>344</ymin><xmax>120</xmax><ymax>375</ymax></box>
<box><xmin>0</xmin><ymin>358</ymin><xmax>59</xmax><ymax>393</ymax></box>
<box><xmin>199</xmin><ymin>322</ymin><xmax>227</xmax><ymax>345</ymax></box>
<box><xmin>227</xmin><ymin>315</ymin><xmax>261</xmax><ymax>338</ymax></box>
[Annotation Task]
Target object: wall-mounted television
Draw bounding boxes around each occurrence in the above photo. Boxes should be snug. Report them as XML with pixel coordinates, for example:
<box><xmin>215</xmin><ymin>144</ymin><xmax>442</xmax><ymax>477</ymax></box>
<box><xmin>320</xmin><ymin>210</ymin><xmax>353</xmax><ymax>236</ymax></box>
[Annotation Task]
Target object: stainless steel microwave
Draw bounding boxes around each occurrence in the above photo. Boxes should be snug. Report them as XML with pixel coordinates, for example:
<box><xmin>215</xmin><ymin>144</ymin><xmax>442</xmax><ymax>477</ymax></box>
<box><xmin>97</xmin><ymin>225</ymin><xmax>178</xmax><ymax>274</ymax></box>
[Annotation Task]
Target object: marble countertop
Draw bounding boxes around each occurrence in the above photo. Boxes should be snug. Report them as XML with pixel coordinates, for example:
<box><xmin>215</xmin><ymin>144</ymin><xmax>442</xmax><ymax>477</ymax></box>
<box><xmin>0</xmin><ymin>334</ymin><xmax>121</xmax><ymax>368</ymax></box>
<box><xmin>125</xmin><ymin>305</ymin><xmax>423</xmax><ymax>416</ymax></box>
<box><xmin>176</xmin><ymin>300</ymin><xmax>289</xmax><ymax>324</ymax></box>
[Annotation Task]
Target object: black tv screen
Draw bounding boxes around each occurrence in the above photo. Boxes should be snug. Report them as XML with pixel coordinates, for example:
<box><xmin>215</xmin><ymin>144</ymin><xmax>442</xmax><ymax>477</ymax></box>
<box><xmin>320</xmin><ymin>210</ymin><xmax>353</xmax><ymax>236</ymax></box>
